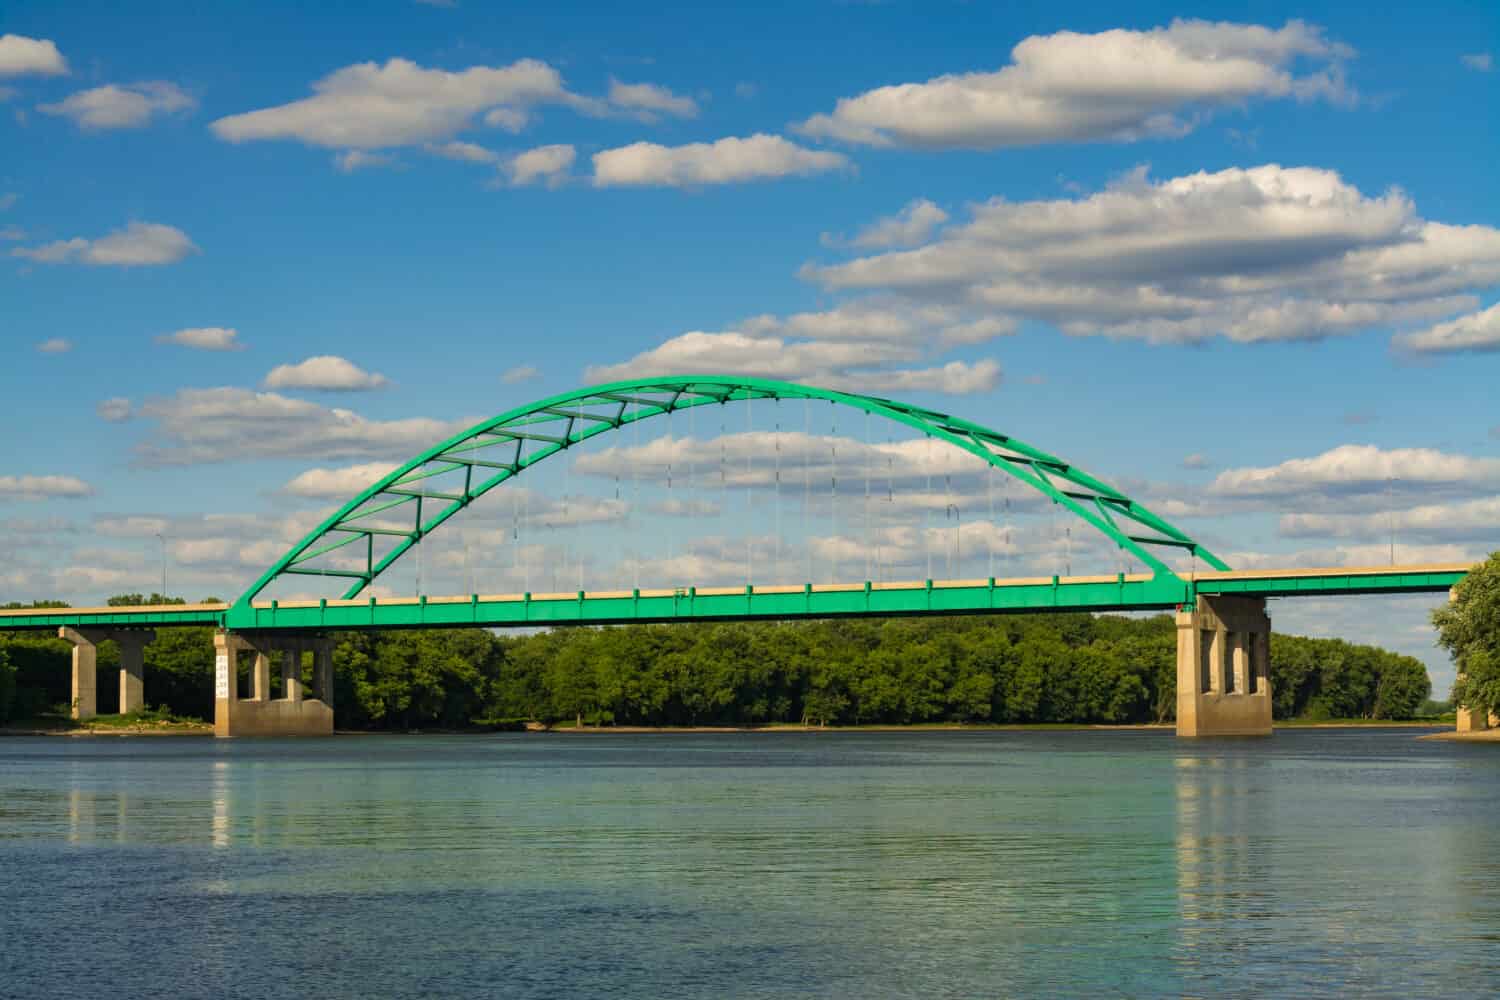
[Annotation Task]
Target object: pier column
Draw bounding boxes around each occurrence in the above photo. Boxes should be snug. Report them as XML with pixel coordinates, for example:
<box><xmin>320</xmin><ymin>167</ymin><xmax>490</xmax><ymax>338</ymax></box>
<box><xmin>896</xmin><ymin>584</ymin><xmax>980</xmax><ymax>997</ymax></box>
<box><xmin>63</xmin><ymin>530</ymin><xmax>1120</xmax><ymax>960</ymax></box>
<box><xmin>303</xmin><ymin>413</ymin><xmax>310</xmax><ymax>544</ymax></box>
<box><xmin>314</xmin><ymin>638</ymin><xmax>334</xmax><ymax>711</ymax></box>
<box><xmin>251</xmin><ymin>649</ymin><xmax>271</xmax><ymax>702</ymax></box>
<box><xmin>115</xmin><ymin>630</ymin><xmax>155</xmax><ymax>715</ymax></box>
<box><xmin>59</xmin><ymin>627</ymin><xmax>98</xmax><ymax>720</ymax></box>
<box><xmin>59</xmin><ymin>627</ymin><xmax>157</xmax><ymax>719</ymax></box>
<box><xmin>1176</xmin><ymin>595</ymin><xmax>1272</xmax><ymax>737</ymax></box>
<box><xmin>281</xmin><ymin>648</ymin><xmax>303</xmax><ymax>703</ymax></box>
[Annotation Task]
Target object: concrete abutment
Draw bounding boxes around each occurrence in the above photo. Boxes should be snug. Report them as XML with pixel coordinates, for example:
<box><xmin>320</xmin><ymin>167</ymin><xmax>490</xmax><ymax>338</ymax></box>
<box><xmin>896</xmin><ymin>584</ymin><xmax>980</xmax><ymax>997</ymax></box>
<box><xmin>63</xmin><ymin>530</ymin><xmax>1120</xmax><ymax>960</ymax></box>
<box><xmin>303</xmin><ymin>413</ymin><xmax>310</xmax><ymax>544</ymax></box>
<box><xmin>214</xmin><ymin>630</ymin><xmax>334</xmax><ymax>737</ymax></box>
<box><xmin>1176</xmin><ymin>595</ymin><xmax>1272</xmax><ymax>737</ymax></box>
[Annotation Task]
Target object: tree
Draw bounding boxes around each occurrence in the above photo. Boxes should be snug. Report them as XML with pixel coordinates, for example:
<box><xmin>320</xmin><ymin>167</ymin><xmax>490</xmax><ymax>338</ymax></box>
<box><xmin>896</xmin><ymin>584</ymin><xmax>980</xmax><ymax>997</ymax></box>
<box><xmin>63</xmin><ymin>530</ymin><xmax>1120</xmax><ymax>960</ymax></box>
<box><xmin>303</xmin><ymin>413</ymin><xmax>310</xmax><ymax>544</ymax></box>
<box><xmin>0</xmin><ymin>647</ymin><xmax>14</xmax><ymax>723</ymax></box>
<box><xmin>1433</xmin><ymin>551</ymin><xmax>1500</xmax><ymax>719</ymax></box>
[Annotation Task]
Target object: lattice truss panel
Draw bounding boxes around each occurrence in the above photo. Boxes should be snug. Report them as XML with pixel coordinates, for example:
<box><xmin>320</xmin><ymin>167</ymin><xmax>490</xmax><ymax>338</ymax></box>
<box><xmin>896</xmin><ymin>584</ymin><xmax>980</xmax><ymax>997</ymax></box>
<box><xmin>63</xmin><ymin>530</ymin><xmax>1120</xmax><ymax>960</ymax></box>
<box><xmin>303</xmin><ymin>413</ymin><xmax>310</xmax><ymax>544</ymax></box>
<box><xmin>237</xmin><ymin>379</ymin><xmax>1227</xmax><ymax>608</ymax></box>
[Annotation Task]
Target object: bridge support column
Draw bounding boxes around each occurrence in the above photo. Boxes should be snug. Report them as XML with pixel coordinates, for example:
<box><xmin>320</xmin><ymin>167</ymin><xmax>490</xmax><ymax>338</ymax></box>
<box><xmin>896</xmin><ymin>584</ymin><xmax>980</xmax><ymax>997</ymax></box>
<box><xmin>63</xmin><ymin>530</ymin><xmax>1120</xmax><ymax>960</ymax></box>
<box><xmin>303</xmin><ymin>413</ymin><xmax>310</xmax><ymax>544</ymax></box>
<box><xmin>214</xmin><ymin>631</ymin><xmax>333</xmax><ymax>738</ymax></box>
<box><xmin>59</xmin><ymin>627</ymin><xmax>156</xmax><ymax>719</ymax></box>
<box><xmin>1176</xmin><ymin>595</ymin><xmax>1272</xmax><ymax>737</ymax></box>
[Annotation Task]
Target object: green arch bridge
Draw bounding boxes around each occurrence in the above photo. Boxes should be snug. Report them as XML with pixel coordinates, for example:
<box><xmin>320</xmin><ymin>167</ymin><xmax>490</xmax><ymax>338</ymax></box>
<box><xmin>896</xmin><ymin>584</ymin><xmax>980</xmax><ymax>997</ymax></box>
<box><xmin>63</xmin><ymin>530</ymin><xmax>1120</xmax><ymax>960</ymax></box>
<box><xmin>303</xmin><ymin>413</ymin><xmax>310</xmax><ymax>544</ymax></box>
<box><xmin>0</xmin><ymin>377</ymin><xmax>1477</xmax><ymax>738</ymax></box>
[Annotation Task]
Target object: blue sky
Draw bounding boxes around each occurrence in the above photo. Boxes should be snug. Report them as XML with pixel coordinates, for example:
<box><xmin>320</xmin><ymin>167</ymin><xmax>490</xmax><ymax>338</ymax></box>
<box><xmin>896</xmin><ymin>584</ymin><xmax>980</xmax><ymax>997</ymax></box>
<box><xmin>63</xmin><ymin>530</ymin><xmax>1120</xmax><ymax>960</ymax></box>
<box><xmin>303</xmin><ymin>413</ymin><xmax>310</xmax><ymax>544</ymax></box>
<box><xmin>2</xmin><ymin>1</ymin><xmax>1497</xmax><ymax>690</ymax></box>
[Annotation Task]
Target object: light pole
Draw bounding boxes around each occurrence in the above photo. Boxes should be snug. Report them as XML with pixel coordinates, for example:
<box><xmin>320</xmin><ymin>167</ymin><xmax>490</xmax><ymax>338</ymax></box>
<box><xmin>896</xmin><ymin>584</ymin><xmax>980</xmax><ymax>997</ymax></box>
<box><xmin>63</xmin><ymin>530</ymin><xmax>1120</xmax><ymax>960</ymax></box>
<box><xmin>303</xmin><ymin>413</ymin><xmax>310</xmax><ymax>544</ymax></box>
<box><xmin>1387</xmin><ymin>477</ymin><xmax>1396</xmax><ymax>565</ymax></box>
<box><xmin>155</xmin><ymin>532</ymin><xmax>167</xmax><ymax>600</ymax></box>
<box><xmin>945</xmin><ymin>503</ymin><xmax>960</xmax><ymax>578</ymax></box>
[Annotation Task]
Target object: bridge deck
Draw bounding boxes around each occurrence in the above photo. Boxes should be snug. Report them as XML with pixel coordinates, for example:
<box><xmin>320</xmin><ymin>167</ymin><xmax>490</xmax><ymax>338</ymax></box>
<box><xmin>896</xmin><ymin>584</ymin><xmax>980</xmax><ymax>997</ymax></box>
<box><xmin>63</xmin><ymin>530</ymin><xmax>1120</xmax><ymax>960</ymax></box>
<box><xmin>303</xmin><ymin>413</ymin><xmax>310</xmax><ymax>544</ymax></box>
<box><xmin>0</xmin><ymin>564</ymin><xmax>1469</xmax><ymax>632</ymax></box>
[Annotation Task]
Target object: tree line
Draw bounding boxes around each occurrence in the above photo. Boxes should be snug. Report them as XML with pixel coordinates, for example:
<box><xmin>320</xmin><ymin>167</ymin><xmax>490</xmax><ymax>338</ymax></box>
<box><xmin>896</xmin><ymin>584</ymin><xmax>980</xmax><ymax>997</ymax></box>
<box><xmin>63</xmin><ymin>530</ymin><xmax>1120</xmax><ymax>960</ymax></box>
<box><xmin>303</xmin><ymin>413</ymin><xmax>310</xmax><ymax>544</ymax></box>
<box><xmin>1</xmin><ymin>593</ymin><xmax>1433</xmax><ymax>727</ymax></box>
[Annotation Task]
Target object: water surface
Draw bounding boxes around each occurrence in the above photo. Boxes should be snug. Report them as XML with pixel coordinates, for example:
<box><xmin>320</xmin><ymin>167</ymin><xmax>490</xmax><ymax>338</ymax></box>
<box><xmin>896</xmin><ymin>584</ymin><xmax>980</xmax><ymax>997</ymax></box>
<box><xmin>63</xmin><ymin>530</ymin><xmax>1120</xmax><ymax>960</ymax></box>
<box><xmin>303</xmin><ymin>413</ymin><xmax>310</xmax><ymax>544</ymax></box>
<box><xmin>3</xmin><ymin>730</ymin><xmax>1498</xmax><ymax>998</ymax></box>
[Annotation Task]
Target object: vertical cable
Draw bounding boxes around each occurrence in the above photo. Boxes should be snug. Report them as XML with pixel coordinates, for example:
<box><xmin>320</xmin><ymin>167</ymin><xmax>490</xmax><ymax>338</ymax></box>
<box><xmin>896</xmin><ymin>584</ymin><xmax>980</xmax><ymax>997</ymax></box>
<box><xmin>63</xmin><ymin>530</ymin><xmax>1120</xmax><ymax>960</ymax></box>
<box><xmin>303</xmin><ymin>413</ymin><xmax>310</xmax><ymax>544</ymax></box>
<box><xmin>864</xmin><ymin>410</ymin><xmax>872</xmax><ymax>583</ymax></box>
<box><xmin>829</xmin><ymin>401</ymin><xmax>837</xmax><ymax>584</ymax></box>
<box><xmin>632</xmin><ymin>400</ymin><xmax>640</xmax><ymax>591</ymax></box>
<box><xmin>925</xmin><ymin>434</ymin><xmax>933</xmax><ymax>581</ymax></box>
<box><xmin>987</xmin><ymin>463</ymin><xmax>995</xmax><ymax>580</ymax></box>
<box><xmin>746</xmin><ymin>395</ymin><xmax>753</xmax><ymax>585</ymax></box>
<box><xmin>774</xmin><ymin>399</ymin><xmax>782</xmax><ymax>585</ymax></box>
<box><xmin>803</xmin><ymin>397</ymin><xmax>811</xmax><ymax>585</ymax></box>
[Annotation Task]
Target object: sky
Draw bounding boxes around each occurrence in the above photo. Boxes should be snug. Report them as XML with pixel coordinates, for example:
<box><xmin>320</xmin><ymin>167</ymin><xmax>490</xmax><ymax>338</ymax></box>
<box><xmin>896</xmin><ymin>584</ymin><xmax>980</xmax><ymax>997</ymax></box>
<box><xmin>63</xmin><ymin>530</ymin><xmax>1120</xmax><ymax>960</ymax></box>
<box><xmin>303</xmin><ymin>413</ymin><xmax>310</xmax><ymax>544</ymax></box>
<box><xmin>2</xmin><ymin>1</ymin><xmax>1497</xmax><ymax>692</ymax></box>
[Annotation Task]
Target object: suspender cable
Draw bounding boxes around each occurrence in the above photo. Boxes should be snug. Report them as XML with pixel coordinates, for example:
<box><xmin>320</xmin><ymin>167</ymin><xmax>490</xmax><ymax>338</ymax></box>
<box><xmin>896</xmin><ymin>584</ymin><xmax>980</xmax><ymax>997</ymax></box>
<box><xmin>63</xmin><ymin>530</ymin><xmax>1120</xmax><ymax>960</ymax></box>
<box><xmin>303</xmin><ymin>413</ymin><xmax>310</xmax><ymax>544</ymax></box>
<box><xmin>829</xmin><ymin>400</ymin><xmax>838</xmax><ymax>585</ymax></box>
<box><xmin>987</xmin><ymin>462</ymin><xmax>995</xmax><ymax>581</ymax></box>
<box><xmin>774</xmin><ymin>400</ymin><xmax>782</xmax><ymax>585</ymax></box>
<box><xmin>720</xmin><ymin>414</ymin><xmax>728</xmax><ymax>581</ymax></box>
<box><xmin>666</xmin><ymin>406</ymin><xmax>673</xmax><ymax>583</ymax></box>
<box><xmin>746</xmin><ymin>395</ymin><xmax>753</xmax><ymax>586</ymax></box>
<box><xmin>864</xmin><ymin>409</ymin><xmax>872</xmax><ymax>583</ymax></box>
<box><xmin>632</xmin><ymin>401</ymin><xmax>640</xmax><ymax>591</ymax></box>
<box><xmin>925</xmin><ymin>434</ymin><xmax>933</xmax><ymax>581</ymax></box>
<box><xmin>803</xmin><ymin>397</ymin><xmax>811</xmax><ymax>586</ymax></box>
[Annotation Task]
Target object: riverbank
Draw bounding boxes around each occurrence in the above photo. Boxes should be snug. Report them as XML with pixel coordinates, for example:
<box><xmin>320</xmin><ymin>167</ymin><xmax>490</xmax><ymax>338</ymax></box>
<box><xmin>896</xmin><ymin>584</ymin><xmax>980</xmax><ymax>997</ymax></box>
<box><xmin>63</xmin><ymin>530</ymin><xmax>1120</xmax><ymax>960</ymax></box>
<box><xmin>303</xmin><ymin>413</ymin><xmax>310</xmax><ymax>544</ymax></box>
<box><xmin>0</xmin><ymin>713</ymin><xmax>211</xmax><ymax>736</ymax></box>
<box><xmin>1418</xmin><ymin>729</ymin><xmax>1500</xmax><ymax>742</ymax></box>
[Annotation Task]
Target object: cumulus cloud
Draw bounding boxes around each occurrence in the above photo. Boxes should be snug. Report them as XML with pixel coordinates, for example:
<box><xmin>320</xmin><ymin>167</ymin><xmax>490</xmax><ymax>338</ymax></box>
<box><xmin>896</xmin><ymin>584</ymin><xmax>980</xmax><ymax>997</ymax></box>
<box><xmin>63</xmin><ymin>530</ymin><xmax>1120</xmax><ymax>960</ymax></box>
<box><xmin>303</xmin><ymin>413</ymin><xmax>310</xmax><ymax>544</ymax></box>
<box><xmin>264</xmin><ymin>356</ymin><xmax>390</xmax><ymax>391</ymax></box>
<box><xmin>1396</xmin><ymin>302</ymin><xmax>1500</xmax><ymax>354</ymax></box>
<box><xmin>607</xmin><ymin>78</ymin><xmax>698</xmax><ymax>121</ymax></box>
<box><xmin>593</xmin><ymin>134</ymin><xmax>849</xmax><ymax>187</ymax></box>
<box><xmin>585</xmin><ymin>330</ymin><xmax>1001</xmax><ymax>395</ymax></box>
<box><xmin>1208</xmin><ymin>444</ymin><xmax>1500</xmax><ymax>500</ymax></box>
<box><xmin>334</xmin><ymin>150</ymin><xmax>395</xmax><ymax>173</ymax></box>
<box><xmin>210</xmin><ymin>58</ymin><xmax>593</xmax><ymax>150</ymax></box>
<box><xmin>133</xmin><ymin>387</ymin><xmax>466</xmax><ymax>465</ymax></box>
<box><xmin>1279</xmin><ymin>496</ymin><xmax>1500</xmax><ymax>544</ymax></box>
<box><xmin>505</xmin><ymin>144</ymin><xmax>575</xmax><ymax>187</ymax></box>
<box><xmin>38</xmin><ymin>81</ymin><xmax>194</xmax><ymax>129</ymax></box>
<box><xmin>12</xmin><ymin>221</ymin><xmax>198</xmax><ymax>267</ymax></box>
<box><xmin>0</xmin><ymin>475</ymin><xmax>93</xmax><ymax>500</ymax></box>
<box><xmin>155</xmin><ymin>326</ymin><xmax>244</xmax><ymax>351</ymax></box>
<box><xmin>35</xmin><ymin>337</ymin><xmax>71</xmax><ymax>353</ymax></box>
<box><xmin>798</xmin><ymin>19</ymin><xmax>1353</xmax><ymax>149</ymax></box>
<box><xmin>0</xmin><ymin>34</ymin><xmax>68</xmax><ymax>77</ymax></box>
<box><xmin>827</xmin><ymin>199</ymin><xmax>948</xmax><ymax>249</ymax></box>
<box><xmin>501</xmin><ymin>364</ymin><xmax>541</xmax><ymax>384</ymax></box>
<box><xmin>1461</xmin><ymin>53</ymin><xmax>1493</xmax><ymax>72</ymax></box>
<box><xmin>425</xmin><ymin>140</ymin><xmax>499</xmax><ymax>163</ymax></box>
<box><xmin>806</xmin><ymin>164</ymin><xmax>1500</xmax><ymax>345</ymax></box>
<box><xmin>96</xmin><ymin>397</ymin><xmax>132</xmax><ymax>423</ymax></box>
<box><xmin>282</xmin><ymin>462</ymin><xmax>400</xmax><ymax>499</ymax></box>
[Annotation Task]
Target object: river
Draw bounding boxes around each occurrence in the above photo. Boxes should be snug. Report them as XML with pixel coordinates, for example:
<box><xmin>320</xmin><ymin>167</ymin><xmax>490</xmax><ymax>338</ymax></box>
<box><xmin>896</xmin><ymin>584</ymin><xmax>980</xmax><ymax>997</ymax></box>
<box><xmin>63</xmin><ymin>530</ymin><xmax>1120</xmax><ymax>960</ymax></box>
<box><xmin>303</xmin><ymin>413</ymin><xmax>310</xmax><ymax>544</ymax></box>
<box><xmin>3</xmin><ymin>730</ymin><xmax>1498</xmax><ymax>998</ymax></box>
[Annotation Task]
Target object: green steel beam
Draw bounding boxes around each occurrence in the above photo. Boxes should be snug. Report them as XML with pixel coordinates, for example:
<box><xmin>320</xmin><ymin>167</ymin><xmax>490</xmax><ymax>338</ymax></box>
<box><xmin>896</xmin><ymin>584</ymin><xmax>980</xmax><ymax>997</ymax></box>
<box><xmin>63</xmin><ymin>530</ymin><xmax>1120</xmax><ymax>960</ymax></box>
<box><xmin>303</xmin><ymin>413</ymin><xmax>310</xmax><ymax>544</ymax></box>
<box><xmin>0</xmin><ymin>566</ymin><xmax>1470</xmax><ymax>633</ymax></box>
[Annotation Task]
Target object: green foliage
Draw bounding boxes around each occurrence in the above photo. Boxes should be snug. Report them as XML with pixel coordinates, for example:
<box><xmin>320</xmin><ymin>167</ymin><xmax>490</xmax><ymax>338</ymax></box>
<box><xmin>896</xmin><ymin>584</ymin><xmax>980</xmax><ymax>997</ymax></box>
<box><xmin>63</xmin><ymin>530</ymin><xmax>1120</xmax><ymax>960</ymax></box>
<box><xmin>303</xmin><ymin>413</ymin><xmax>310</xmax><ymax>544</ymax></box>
<box><xmin>106</xmin><ymin>593</ymin><xmax>187</xmax><ymax>607</ymax></box>
<box><xmin>0</xmin><ymin>606</ymin><xmax>1435</xmax><ymax>729</ymax></box>
<box><xmin>1433</xmin><ymin>551</ymin><xmax>1500</xmax><ymax>718</ymax></box>
<box><xmin>1</xmin><ymin>599</ymin><xmax>71</xmax><ymax>610</ymax></box>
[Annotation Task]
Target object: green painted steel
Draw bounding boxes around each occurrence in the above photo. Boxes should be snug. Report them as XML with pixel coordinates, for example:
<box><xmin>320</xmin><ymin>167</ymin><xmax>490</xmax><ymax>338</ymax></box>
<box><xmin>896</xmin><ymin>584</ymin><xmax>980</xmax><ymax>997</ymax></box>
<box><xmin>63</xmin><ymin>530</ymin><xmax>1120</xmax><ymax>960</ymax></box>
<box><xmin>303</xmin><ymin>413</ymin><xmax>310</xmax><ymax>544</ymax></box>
<box><xmin>0</xmin><ymin>566</ymin><xmax>1468</xmax><ymax>633</ymax></box>
<box><xmin>0</xmin><ymin>606</ymin><xmax>228</xmax><ymax>630</ymax></box>
<box><xmin>231</xmin><ymin>376</ymin><xmax>1229</xmax><ymax>619</ymax></box>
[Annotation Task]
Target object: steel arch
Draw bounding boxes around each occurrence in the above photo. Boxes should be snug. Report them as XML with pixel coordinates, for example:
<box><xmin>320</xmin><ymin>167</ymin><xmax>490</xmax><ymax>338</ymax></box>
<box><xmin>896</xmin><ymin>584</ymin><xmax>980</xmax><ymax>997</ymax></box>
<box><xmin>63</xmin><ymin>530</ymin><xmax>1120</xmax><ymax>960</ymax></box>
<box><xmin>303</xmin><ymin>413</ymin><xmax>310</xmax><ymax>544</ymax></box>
<box><xmin>232</xmin><ymin>376</ymin><xmax>1227</xmax><ymax>613</ymax></box>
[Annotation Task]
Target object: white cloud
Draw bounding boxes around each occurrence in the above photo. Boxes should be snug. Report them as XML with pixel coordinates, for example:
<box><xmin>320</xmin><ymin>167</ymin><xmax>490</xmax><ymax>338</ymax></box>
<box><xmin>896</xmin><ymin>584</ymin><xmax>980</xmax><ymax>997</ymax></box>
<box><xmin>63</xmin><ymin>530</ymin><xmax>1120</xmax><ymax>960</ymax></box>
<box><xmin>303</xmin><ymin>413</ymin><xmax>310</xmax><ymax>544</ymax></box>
<box><xmin>38</xmin><ymin>81</ymin><xmax>194</xmax><ymax>129</ymax></box>
<box><xmin>828</xmin><ymin>199</ymin><xmax>948</xmax><ymax>249</ymax></box>
<box><xmin>0</xmin><ymin>475</ymin><xmax>93</xmax><ymax>500</ymax></box>
<box><xmin>482</xmin><ymin>107</ymin><xmax>529</xmax><ymax>132</ymax></box>
<box><xmin>797</xmin><ymin>19</ymin><xmax>1353</xmax><ymax>149</ymax></box>
<box><xmin>0</xmin><ymin>34</ymin><xmax>68</xmax><ymax>77</ymax></box>
<box><xmin>282</xmin><ymin>462</ymin><xmax>400</xmax><ymax>499</ymax></box>
<box><xmin>1396</xmin><ymin>302</ymin><xmax>1500</xmax><ymax>354</ymax></box>
<box><xmin>425</xmin><ymin>140</ymin><xmax>499</xmax><ymax>163</ymax></box>
<box><xmin>607</xmin><ymin>78</ymin><xmax>698</xmax><ymax>120</ymax></box>
<box><xmin>585</xmin><ymin>330</ymin><xmax>1000</xmax><ymax>395</ymax></box>
<box><xmin>1279</xmin><ymin>497</ymin><xmax>1500</xmax><ymax>543</ymax></box>
<box><xmin>1461</xmin><ymin>53</ymin><xmax>1493</xmax><ymax>72</ymax></box>
<box><xmin>134</xmin><ymin>387</ymin><xmax>467</xmax><ymax>465</ymax></box>
<box><xmin>505</xmin><ymin>144</ymin><xmax>575</xmax><ymax>187</ymax></box>
<box><xmin>1209</xmin><ymin>444</ymin><xmax>1500</xmax><ymax>500</ymax></box>
<box><xmin>807</xmin><ymin>164</ymin><xmax>1500</xmax><ymax>345</ymax></box>
<box><xmin>592</xmin><ymin>134</ymin><xmax>849</xmax><ymax>187</ymax></box>
<box><xmin>264</xmin><ymin>355</ymin><xmax>390</xmax><ymax>391</ymax></box>
<box><xmin>334</xmin><ymin>150</ymin><xmax>395</xmax><ymax>173</ymax></box>
<box><xmin>155</xmin><ymin>326</ymin><xmax>244</xmax><ymax>351</ymax></box>
<box><xmin>12</xmin><ymin>221</ymin><xmax>198</xmax><ymax>266</ymax></box>
<box><xmin>1181</xmin><ymin>453</ymin><xmax>1212</xmax><ymax>470</ymax></box>
<box><xmin>501</xmin><ymin>364</ymin><xmax>541</xmax><ymax>384</ymax></box>
<box><xmin>210</xmin><ymin>57</ymin><xmax>590</xmax><ymax>150</ymax></box>
<box><xmin>35</xmin><ymin>337</ymin><xmax>71</xmax><ymax>353</ymax></box>
<box><xmin>97</xmin><ymin>397</ymin><xmax>132</xmax><ymax>423</ymax></box>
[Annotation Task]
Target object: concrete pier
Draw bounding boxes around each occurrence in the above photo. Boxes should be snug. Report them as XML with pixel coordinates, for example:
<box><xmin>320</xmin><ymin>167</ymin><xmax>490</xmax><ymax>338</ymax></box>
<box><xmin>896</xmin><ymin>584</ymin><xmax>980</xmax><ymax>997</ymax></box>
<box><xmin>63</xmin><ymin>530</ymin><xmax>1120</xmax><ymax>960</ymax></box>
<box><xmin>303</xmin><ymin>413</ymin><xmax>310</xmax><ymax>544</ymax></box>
<box><xmin>1175</xmin><ymin>595</ymin><xmax>1272</xmax><ymax>737</ymax></box>
<box><xmin>214</xmin><ymin>630</ymin><xmax>334</xmax><ymax>737</ymax></box>
<box><xmin>58</xmin><ymin>627</ymin><xmax>156</xmax><ymax>719</ymax></box>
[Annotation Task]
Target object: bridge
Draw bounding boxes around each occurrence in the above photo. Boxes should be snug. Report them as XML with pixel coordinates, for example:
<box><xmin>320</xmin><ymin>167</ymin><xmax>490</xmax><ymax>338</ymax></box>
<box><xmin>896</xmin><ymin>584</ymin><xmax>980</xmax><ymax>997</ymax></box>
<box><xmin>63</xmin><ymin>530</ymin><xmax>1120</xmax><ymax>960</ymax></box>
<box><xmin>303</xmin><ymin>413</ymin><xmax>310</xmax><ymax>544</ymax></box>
<box><xmin>0</xmin><ymin>376</ymin><xmax>1482</xmax><ymax>738</ymax></box>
